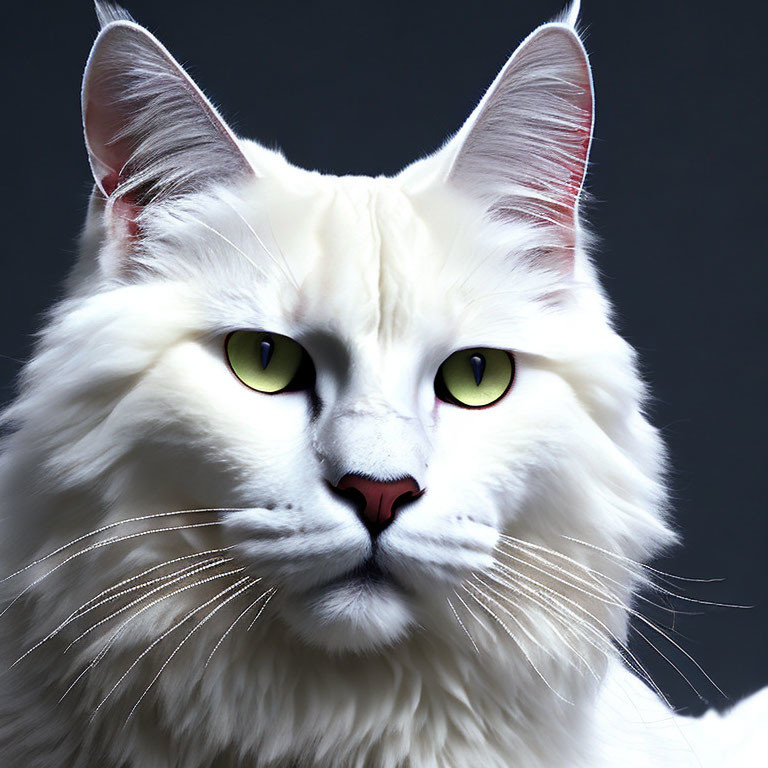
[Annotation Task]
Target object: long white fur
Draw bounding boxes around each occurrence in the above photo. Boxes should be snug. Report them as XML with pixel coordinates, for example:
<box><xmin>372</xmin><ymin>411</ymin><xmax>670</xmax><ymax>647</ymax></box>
<box><xmin>0</xmin><ymin>2</ymin><xmax>764</xmax><ymax>766</ymax></box>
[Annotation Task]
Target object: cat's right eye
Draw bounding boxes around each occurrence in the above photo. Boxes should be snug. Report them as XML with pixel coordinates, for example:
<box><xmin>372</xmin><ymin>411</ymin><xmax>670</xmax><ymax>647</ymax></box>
<box><xmin>434</xmin><ymin>347</ymin><xmax>515</xmax><ymax>408</ymax></box>
<box><xmin>225</xmin><ymin>330</ymin><xmax>315</xmax><ymax>394</ymax></box>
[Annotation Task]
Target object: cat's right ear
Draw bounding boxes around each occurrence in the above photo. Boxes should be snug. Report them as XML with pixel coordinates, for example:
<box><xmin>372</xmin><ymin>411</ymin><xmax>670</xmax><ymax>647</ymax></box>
<box><xmin>425</xmin><ymin>8</ymin><xmax>593</xmax><ymax>266</ymax></box>
<box><xmin>82</xmin><ymin>5</ymin><xmax>255</xmax><ymax>232</ymax></box>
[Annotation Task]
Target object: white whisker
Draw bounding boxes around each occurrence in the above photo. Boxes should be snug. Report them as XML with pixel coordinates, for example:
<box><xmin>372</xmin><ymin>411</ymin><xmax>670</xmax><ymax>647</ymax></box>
<box><xmin>246</xmin><ymin>588</ymin><xmax>277</xmax><ymax>631</ymax></box>
<box><xmin>72</xmin><ymin>547</ymin><xmax>234</xmax><ymax>616</ymax></box>
<box><xmin>494</xmin><ymin>546</ymin><xmax>721</xmax><ymax>704</ymax></box>
<box><xmin>206</xmin><ymin>586</ymin><xmax>274</xmax><ymax>667</ymax></box>
<box><xmin>446</xmin><ymin>596</ymin><xmax>479</xmax><ymax>654</ymax></box>
<box><xmin>471</xmin><ymin>574</ymin><xmax>557</xmax><ymax>661</ymax></box>
<box><xmin>121</xmin><ymin>577</ymin><xmax>254</xmax><ymax>725</ymax></box>
<box><xmin>0</xmin><ymin>508</ymin><xmax>240</xmax><ymax>585</ymax></box>
<box><xmin>191</xmin><ymin>219</ymin><xmax>270</xmax><ymax>279</ymax></box>
<box><xmin>507</xmin><ymin>535</ymin><xmax>745</xmax><ymax>609</ymax></box>
<box><xmin>560</xmin><ymin>535</ymin><xmax>726</xmax><ymax>585</ymax></box>
<box><xmin>499</xmin><ymin>542</ymin><xmax>727</xmax><ymax>696</ymax></box>
<box><xmin>452</xmin><ymin>589</ymin><xmax>495</xmax><ymax>640</ymax></box>
<box><xmin>91</xmin><ymin>576</ymin><xmax>255</xmax><ymax>719</ymax></box>
<box><xmin>628</xmin><ymin>620</ymin><xmax>708</xmax><ymax>702</ymax></box>
<box><xmin>462</xmin><ymin>581</ymin><xmax>573</xmax><ymax>705</ymax></box>
<box><xmin>61</xmin><ymin>565</ymin><xmax>246</xmax><ymax>704</ymax></box>
<box><xmin>491</xmin><ymin>555</ymin><xmax>673</xmax><ymax>707</ymax></box>
<box><xmin>485</xmin><ymin>566</ymin><xmax>600</xmax><ymax>680</ymax></box>
<box><xmin>1</xmin><ymin>521</ymin><xmax>226</xmax><ymax>621</ymax></box>
<box><xmin>499</xmin><ymin>538</ymin><xmax>697</xmax><ymax>616</ymax></box>
<box><xmin>216</xmin><ymin>198</ymin><xmax>299</xmax><ymax>290</ymax></box>
<box><xmin>11</xmin><ymin>555</ymin><xmax>228</xmax><ymax>668</ymax></box>
<box><xmin>65</xmin><ymin>558</ymin><xmax>235</xmax><ymax>651</ymax></box>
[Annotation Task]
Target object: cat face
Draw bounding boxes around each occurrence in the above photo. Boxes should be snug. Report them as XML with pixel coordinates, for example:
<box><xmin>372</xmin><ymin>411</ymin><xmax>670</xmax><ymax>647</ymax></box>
<box><xmin>4</xmin><ymin>2</ymin><xmax>671</xmax><ymax>702</ymax></box>
<box><xmin>75</xmin><ymin>173</ymin><xmax>590</xmax><ymax>653</ymax></box>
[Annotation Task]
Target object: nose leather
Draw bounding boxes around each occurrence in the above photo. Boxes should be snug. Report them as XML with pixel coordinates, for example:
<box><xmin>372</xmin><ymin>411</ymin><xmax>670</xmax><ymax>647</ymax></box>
<box><xmin>333</xmin><ymin>474</ymin><xmax>423</xmax><ymax>536</ymax></box>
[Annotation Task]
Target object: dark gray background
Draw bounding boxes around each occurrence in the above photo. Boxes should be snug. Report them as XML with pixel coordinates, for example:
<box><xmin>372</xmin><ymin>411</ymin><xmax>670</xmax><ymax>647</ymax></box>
<box><xmin>1</xmin><ymin>1</ymin><xmax>765</xmax><ymax>713</ymax></box>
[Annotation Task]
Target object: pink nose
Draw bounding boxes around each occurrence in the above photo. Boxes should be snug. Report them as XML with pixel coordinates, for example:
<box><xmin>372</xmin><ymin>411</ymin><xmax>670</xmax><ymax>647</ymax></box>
<box><xmin>333</xmin><ymin>474</ymin><xmax>424</xmax><ymax>536</ymax></box>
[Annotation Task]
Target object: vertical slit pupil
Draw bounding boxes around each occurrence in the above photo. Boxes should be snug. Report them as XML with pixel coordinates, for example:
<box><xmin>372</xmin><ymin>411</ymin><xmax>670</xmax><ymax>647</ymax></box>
<box><xmin>470</xmin><ymin>354</ymin><xmax>486</xmax><ymax>386</ymax></box>
<box><xmin>260</xmin><ymin>337</ymin><xmax>274</xmax><ymax>370</ymax></box>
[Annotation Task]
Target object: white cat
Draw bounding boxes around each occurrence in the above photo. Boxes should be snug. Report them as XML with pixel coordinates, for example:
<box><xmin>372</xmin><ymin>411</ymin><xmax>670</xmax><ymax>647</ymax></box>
<box><xmin>0</xmin><ymin>2</ymin><xmax>764</xmax><ymax>767</ymax></box>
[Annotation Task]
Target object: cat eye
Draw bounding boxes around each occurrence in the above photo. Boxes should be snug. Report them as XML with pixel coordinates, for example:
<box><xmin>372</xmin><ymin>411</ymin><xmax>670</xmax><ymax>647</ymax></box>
<box><xmin>225</xmin><ymin>330</ymin><xmax>315</xmax><ymax>394</ymax></box>
<box><xmin>434</xmin><ymin>347</ymin><xmax>515</xmax><ymax>408</ymax></box>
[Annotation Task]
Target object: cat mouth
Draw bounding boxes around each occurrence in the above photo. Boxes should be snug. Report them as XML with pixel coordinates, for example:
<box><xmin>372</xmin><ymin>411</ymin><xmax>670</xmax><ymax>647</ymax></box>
<box><xmin>316</xmin><ymin>557</ymin><xmax>402</xmax><ymax>593</ymax></box>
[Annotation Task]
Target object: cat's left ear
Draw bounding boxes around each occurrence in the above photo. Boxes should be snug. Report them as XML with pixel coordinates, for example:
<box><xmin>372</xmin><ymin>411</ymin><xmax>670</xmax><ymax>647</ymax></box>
<box><xmin>443</xmin><ymin>13</ymin><xmax>593</xmax><ymax>257</ymax></box>
<box><xmin>82</xmin><ymin>7</ymin><xmax>255</xmax><ymax>221</ymax></box>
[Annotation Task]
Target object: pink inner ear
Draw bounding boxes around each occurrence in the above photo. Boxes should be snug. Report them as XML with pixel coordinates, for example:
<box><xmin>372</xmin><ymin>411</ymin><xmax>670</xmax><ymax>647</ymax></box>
<box><xmin>553</xmin><ymin>120</ymin><xmax>592</xmax><ymax>227</ymax></box>
<box><xmin>449</xmin><ymin>25</ymin><xmax>594</xmax><ymax>250</ymax></box>
<box><xmin>525</xmin><ymin>47</ymin><xmax>593</xmax><ymax>227</ymax></box>
<box><xmin>85</xmin><ymin>91</ymin><xmax>141</xmax><ymax>236</ymax></box>
<box><xmin>82</xmin><ymin>21</ymin><xmax>256</xmax><ymax>232</ymax></box>
<box><xmin>84</xmin><ymin>91</ymin><xmax>135</xmax><ymax>199</ymax></box>
<box><xmin>101</xmin><ymin>171</ymin><xmax>120</xmax><ymax>198</ymax></box>
<box><xmin>562</xmin><ymin>56</ymin><xmax>594</xmax><ymax>217</ymax></box>
<box><xmin>100</xmin><ymin>169</ymin><xmax>140</xmax><ymax>239</ymax></box>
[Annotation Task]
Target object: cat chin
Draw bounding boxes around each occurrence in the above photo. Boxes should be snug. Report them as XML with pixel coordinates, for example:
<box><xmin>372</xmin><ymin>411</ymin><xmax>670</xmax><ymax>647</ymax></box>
<box><xmin>280</xmin><ymin>578</ymin><xmax>414</xmax><ymax>653</ymax></box>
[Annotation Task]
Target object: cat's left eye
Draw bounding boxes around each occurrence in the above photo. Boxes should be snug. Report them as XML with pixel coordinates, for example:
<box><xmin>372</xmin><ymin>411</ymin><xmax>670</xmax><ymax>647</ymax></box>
<box><xmin>225</xmin><ymin>330</ymin><xmax>315</xmax><ymax>394</ymax></box>
<box><xmin>434</xmin><ymin>347</ymin><xmax>515</xmax><ymax>408</ymax></box>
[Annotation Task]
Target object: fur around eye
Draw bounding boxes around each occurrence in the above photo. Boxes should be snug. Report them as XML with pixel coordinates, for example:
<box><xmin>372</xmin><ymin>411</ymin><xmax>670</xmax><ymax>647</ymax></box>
<box><xmin>225</xmin><ymin>330</ymin><xmax>315</xmax><ymax>394</ymax></box>
<box><xmin>434</xmin><ymin>348</ymin><xmax>515</xmax><ymax>408</ymax></box>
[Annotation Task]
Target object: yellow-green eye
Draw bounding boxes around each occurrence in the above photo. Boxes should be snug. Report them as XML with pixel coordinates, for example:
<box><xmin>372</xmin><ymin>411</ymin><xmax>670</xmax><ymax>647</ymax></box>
<box><xmin>225</xmin><ymin>330</ymin><xmax>314</xmax><ymax>394</ymax></box>
<box><xmin>435</xmin><ymin>347</ymin><xmax>515</xmax><ymax>408</ymax></box>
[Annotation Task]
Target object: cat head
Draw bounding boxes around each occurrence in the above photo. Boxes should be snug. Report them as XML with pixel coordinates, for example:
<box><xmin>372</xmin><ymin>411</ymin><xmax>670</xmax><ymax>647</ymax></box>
<box><xmin>7</xmin><ymin>0</ymin><xmax>672</xmax><ymax>673</ymax></box>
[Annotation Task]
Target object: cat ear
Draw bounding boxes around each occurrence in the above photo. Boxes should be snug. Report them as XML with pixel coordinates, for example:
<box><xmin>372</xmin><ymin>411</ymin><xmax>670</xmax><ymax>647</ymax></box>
<box><xmin>445</xmin><ymin>16</ymin><xmax>593</xmax><ymax>253</ymax></box>
<box><xmin>82</xmin><ymin>6</ymin><xmax>255</xmax><ymax>217</ymax></box>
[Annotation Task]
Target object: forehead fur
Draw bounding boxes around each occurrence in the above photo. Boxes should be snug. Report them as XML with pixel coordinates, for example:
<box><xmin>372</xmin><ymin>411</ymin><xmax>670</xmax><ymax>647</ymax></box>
<box><xmin>132</xmin><ymin>140</ymin><xmax>585</xmax><ymax>364</ymax></box>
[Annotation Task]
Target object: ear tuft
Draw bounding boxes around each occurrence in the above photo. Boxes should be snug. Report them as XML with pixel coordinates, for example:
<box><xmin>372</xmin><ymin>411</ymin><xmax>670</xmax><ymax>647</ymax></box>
<box><xmin>94</xmin><ymin>1</ymin><xmax>134</xmax><ymax>29</ymax></box>
<box><xmin>556</xmin><ymin>0</ymin><xmax>581</xmax><ymax>29</ymax></box>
